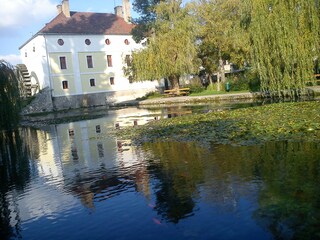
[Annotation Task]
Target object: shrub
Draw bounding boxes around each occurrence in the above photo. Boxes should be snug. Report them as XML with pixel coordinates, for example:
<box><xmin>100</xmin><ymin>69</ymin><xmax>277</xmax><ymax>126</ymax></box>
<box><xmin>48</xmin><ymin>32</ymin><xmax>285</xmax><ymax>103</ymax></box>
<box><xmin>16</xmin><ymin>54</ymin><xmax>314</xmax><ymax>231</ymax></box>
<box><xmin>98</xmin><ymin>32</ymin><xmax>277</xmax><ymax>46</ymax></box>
<box><xmin>227</xmin><ymin>70</ymin><xmax>260</xmax><ymax>92</ymax></box>
<box><xmin>187</xmin><ymin>76</ymin><xmax>206</xmax><ymax>93</ymax></box>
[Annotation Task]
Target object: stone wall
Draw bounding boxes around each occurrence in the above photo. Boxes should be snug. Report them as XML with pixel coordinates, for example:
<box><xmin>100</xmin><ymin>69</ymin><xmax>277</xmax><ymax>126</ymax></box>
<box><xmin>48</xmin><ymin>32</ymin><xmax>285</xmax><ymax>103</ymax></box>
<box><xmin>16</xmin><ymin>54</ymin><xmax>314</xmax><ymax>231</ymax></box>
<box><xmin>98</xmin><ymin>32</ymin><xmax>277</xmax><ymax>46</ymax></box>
<box><xmin>21</xmin><ymin>87</ymin><xmax>54</xmax><ymax>115</ymax></box>
<box><xmin>106</xmin><ymin>88</ymin><xmax>158</xmax><ymax>105</ymax></box>
<box><xmin>52</xmin><ymin>92</ymin><xmax>108</xmax><ymax>110</ymax></box>
<box><xmin>21</xmin><ymin>87</ymin><xmax>157</xmax><ymax>114</ymax></box>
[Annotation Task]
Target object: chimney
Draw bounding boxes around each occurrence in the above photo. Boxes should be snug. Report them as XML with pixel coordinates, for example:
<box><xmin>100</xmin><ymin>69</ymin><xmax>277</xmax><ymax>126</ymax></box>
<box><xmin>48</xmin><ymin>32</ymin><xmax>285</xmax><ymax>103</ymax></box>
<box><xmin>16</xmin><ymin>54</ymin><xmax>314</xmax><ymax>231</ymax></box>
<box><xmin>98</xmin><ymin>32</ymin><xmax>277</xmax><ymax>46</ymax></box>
<box><xmin>62</xmin><ymin>0</ymin><xmax>70</xmax><ymax>18</ymax></box>
<box><xmin>122</xmin><ymin>0</ymin><xmax>131</xmax><ymax>22</ymax></box>
<box><xmin>57</xmin><ymin>4</ymin><xmax>62</xmax><ymax>14</ymax></box>
<box><xmin>114</xmin><ymin>6</ymin><xmax>123</xmax><ymax>18</ymax></box>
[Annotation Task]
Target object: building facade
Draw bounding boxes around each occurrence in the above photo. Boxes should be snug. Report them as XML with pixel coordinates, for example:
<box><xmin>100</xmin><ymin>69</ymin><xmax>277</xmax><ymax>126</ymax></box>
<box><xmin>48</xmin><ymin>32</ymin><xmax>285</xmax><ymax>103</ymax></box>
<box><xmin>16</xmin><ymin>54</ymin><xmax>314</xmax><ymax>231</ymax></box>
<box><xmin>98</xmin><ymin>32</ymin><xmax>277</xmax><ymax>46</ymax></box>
<box><xmin>19</xmin><ymin>0</ymin><xmax>159</xmax><ymax>110</ymax></box>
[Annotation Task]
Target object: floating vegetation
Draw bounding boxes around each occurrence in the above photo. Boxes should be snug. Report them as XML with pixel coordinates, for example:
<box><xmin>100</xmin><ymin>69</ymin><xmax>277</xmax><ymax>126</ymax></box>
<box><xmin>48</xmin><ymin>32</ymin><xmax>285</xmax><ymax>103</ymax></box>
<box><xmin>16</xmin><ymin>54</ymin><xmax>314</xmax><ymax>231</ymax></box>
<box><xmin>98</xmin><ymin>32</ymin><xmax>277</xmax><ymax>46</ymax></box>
<box><xmin>116</xmin><ymin>101</ymin><xmax>320</xmax><ymax>146</ymax></box>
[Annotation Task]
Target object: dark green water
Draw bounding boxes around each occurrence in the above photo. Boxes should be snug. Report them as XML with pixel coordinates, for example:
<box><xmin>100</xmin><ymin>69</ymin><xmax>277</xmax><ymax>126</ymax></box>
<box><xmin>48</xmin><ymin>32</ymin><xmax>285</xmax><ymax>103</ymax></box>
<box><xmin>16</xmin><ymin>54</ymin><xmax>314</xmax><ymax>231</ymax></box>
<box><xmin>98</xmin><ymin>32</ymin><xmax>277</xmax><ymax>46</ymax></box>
<box><xmin>1</xmin><ymin>109</ymin><xmax>320</xmax><ymax>239</ymax></box>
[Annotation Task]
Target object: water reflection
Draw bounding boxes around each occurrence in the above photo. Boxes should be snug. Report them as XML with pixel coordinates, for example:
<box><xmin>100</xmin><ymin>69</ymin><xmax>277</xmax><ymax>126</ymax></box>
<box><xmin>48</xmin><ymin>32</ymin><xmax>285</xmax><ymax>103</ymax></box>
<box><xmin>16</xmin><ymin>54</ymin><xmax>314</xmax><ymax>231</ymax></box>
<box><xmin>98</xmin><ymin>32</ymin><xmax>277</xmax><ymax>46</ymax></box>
<box><xmin>0</xmin><ymin>130</ymin><xmax>30</xmax><ymax>239</ymax></box>
<box><xmin>1</xmin><ymin>113</ymin><xmax>320</xmax><ymax>239</ymax></box>
<box><xmin>142</xmin><ymin>141</ymin><xmax>320</xmax><ymax>239</ymax></box>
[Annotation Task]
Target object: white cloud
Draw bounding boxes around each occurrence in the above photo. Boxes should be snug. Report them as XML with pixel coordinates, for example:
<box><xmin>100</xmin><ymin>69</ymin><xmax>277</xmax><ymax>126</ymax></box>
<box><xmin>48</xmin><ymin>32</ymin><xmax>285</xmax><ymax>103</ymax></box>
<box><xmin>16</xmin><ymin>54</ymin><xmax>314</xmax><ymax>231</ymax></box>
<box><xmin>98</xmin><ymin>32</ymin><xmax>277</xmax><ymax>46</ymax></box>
<box><xmin>0</xmin><ymin>54</ymin><xmax>22</xmax><ymax>65</ymax></box>
<box><xmin>0</xmin><ymin>0</ymin><xmax>56</xmax><ymax>29</ymax></box>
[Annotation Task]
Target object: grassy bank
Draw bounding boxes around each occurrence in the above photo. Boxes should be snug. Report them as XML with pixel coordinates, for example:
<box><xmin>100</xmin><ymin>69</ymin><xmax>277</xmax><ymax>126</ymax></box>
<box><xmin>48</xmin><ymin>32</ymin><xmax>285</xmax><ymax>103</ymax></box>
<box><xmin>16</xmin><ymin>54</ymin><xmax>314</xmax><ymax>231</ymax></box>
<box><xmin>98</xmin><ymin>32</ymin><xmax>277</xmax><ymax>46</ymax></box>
<box><xmin>116</xmin><ymin>101</ymin><xmax>320</xmax><ymax>146</ymax></box>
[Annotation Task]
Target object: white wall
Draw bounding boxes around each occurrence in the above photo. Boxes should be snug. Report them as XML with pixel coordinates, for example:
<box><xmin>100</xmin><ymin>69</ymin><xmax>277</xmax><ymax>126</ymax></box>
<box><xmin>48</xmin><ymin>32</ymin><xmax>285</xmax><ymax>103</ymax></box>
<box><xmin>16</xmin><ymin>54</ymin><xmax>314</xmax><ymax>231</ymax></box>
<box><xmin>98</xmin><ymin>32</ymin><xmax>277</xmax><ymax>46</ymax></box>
<box><xmin>45</xmin><ymin>34</ymin><xmax>158</xmax><ymax>96</ymax></box>
<box><xmin>20</xmin><ymin>35</ymin><xmax>51</xmax><ymax>90</ymax></box>
<box><xmin>21</xmin><ymin>33</ymin><xmax>159</xmax><ymax>101</ymax></box>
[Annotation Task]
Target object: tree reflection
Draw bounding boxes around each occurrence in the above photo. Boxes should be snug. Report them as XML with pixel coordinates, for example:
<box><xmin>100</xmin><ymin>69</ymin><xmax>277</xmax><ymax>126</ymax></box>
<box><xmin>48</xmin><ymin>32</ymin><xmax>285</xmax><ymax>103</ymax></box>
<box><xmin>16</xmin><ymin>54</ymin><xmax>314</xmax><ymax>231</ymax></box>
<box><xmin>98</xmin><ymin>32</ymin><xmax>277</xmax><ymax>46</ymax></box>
<box><xmin>0</xmin><ymin>130</ymin><xmax>30</xmax><ymax>239</ymax></box>
<box><xmin>142</xmin><ymin>140</ymin><xmax>320</xmax><ymax>237</ymax></box>
<box><xmin>201</xmin><ymin>141</ymin><xmax>320</xmax><ymax>238</ymax></box>
<box><xmin>252</xmin><ymin>141</ymin><xmax>320</xmax><ymax>239</ymax></box>
<box><xmin>143</xmin><ymin>142</ymin><xmax>205</xmax><ymax>223</ymax></box>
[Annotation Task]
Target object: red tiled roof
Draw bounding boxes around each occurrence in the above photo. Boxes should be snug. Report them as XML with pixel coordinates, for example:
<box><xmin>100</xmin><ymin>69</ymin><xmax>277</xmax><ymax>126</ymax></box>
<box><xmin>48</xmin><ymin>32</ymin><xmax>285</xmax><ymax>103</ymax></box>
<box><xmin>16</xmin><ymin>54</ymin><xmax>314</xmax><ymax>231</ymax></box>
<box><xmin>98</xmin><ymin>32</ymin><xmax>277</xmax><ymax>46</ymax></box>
<box><xmin>39</xmin><ymin>12</ymin><xmax>135</xmax><ymax>35</ymax></box>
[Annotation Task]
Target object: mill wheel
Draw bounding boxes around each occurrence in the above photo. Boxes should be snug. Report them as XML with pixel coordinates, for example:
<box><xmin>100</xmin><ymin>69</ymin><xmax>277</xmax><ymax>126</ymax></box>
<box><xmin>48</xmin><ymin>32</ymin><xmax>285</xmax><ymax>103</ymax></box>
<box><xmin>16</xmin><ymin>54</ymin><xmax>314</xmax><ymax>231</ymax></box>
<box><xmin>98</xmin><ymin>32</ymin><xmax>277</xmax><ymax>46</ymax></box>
<box><xmin>16</xmin><ymin>64</ymin><xmax>39</xmax><ymax>98</ymax></box>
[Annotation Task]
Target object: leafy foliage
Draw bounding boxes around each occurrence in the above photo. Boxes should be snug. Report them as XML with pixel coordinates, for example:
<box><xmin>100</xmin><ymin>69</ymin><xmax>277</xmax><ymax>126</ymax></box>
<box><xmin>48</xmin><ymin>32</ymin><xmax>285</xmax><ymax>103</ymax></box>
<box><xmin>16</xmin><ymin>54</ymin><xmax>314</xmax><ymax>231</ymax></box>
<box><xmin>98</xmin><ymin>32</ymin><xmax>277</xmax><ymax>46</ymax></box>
<box><xmin>245</xmin><ymin>0</ymin><xmax>320</xmax><ymax>96</ymax></box>
<box><xmin>194</xmin><ymin>0</ymin><xmax>250</xmax><ymax>75</ymax></box>
<box><xmin>127</xmin><ymin>0</ymin><xmax>200</xmax><ymax>89</ymax></box>
<box><xmin>131</xmin><ymin>0</ymin><xmax>163</xmax><ymax>42</ymax></box>
<box><xmin>0</xmin><ymin>61</ymin><xmax>21</xmax><ymax>130</ymax></box>
<box><xmin>226</xmin><ymin>70</ymin><xmax>261</xmax><ymax>91</ymax></box>
<box><xmin>131</xmin><ymin>0</ymin><xmax>319</xmax><ymax>95</ymax></box>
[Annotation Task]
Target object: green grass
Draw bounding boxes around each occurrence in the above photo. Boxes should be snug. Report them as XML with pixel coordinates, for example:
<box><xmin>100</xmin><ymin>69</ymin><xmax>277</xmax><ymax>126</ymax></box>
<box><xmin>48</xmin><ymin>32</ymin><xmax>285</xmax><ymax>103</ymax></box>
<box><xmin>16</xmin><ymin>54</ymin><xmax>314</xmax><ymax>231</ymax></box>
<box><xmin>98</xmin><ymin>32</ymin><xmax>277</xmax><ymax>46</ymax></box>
<box><xmin>136</xmin><ymin>91</ymin><xmax>163</xmax><ymax>100</ymax></box>
<box><xmin>116</xmin><ymin>101</ymin><xmax>320</xmax><ymax>146</ymax></box>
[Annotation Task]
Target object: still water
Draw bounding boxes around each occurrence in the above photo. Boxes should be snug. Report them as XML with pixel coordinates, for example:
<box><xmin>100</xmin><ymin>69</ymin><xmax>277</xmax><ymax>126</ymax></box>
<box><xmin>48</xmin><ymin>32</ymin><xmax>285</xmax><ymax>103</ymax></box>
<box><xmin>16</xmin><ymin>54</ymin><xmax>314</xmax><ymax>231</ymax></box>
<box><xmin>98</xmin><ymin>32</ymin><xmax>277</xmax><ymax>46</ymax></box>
<box><xmin>1</xmin><ymin>106</ymin><xmax>320</xmax><ymax>239</ymax></box>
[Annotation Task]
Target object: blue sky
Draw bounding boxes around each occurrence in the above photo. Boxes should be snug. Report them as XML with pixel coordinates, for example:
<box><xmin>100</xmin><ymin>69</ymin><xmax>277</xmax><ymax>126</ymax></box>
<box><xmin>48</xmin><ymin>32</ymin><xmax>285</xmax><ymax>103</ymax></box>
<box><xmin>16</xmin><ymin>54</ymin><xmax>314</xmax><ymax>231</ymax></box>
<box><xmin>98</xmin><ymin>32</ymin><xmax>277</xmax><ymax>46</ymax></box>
<box><xmin>0</xmin><ymin>0</ymin><xmax>139</xmax><ymax>65</ymax></box>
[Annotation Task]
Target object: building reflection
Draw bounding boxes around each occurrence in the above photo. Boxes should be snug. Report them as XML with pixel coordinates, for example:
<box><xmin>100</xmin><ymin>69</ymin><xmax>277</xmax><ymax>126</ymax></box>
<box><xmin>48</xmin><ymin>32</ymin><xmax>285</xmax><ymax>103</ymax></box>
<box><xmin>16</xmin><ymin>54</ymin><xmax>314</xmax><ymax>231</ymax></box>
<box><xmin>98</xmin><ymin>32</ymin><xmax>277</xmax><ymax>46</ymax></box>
<box><xmin>2</xmin><ymin>111</ymin><xmax>320</xmax><ymax>239</ymax></box>
<box><xmin>23</xmin><ymin>113</ymin><xmax>154</xmax><ymax>212</ymax></box>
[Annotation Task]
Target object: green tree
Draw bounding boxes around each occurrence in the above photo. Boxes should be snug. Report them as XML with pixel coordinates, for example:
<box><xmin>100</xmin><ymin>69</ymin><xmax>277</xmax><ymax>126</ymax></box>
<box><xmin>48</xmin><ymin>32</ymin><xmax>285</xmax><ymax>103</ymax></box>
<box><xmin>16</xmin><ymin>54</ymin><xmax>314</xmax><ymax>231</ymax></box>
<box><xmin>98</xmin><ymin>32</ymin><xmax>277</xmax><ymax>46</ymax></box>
<box><xmin>128</xmin><ymin>0</ymin><xmax>200</xmax><ymax>89</ymax></box>
<box><xmin>0</xmin><ymin>60</ymin><xmax>21</xmax><ymax>130</ymax></box>
<box><xmin>194</xmin><ymin>0</ymin><xmax>250</xmax><ymax>89</ymax></box>
<box><xmin>245</xmin><ymin>0</ymin><xmax>320</xmax><ymax>97</ymax></box>
<box><xmin>131</xmin><ymin>0</ymin><xmax>162</xmax><ymax>43</ymax></box>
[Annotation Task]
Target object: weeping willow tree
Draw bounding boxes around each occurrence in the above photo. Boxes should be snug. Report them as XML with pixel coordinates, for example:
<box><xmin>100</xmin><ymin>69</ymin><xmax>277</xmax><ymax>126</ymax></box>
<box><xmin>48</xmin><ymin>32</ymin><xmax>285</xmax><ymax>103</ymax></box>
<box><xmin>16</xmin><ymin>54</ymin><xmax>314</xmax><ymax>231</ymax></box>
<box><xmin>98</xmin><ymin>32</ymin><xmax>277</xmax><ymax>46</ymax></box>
<box><xmin>127</xmin><ymin>0</ymin><xmax>200</xmax><ymax>89</ymax></box>
<box><xmin>245</xmin><ymin>0</ymin><xmax>320</xmax><ymax>97</ymax></box>
<box><xmin>0</xmin><ymin>60</ymin><xmax>21</xmax><ymax>130</ymax></box>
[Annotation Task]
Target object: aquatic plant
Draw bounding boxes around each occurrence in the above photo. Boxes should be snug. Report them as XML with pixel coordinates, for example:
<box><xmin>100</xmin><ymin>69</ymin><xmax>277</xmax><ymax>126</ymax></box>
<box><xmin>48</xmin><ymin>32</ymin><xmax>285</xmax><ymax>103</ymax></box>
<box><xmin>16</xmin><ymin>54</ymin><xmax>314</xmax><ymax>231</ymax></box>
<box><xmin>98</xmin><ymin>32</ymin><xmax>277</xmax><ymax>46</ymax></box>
<box><xmin>116</xmin><ymin>101</ymin><xmax>320</xmax><ymax>146</ymax></box>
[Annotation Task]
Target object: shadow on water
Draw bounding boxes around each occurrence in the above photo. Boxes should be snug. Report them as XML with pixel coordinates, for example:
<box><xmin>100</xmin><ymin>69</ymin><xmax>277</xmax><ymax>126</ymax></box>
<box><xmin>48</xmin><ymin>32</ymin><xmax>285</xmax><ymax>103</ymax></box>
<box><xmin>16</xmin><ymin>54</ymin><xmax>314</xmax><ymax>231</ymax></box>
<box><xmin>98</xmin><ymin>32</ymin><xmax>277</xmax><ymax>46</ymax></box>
<box><xmin>0</xmin><ymin>130</ymin><xmax>30</xmax><ymax>239</ymax></box>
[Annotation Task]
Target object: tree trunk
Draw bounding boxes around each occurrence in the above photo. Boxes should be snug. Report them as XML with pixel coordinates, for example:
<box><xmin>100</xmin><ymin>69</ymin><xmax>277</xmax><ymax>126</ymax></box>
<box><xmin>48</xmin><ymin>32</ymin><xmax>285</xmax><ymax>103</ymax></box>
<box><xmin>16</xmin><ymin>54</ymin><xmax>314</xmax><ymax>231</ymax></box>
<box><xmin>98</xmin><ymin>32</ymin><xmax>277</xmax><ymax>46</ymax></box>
<box><xmin>219</xmin><ymin>58</ymin><xmax>225</xmax><ymax>83</ymax></box>
<box><xmin>168</xmin><ymin>75</ymin><xmax>180</xmax><ymax>90</ymax></box>
<box><xmin>208</xmin><ymin>73</ymin><xmax>213</xmax><ymax>85</ymax></box>
<box><xmin>217</xmin><ymin>72</ymin><xmax>220</xmax><ymax>91</ymax></box>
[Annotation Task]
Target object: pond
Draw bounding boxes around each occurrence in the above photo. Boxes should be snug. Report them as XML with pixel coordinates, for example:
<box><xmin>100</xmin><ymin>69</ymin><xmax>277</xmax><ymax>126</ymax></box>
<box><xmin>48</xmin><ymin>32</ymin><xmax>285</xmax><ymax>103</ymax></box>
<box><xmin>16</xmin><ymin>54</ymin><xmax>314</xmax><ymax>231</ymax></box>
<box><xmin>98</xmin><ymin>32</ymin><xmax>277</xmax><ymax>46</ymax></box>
<box><xmin>1</xmin><ymin>105</ymin><xmax>320</xmax><ymax>239</ymax></box>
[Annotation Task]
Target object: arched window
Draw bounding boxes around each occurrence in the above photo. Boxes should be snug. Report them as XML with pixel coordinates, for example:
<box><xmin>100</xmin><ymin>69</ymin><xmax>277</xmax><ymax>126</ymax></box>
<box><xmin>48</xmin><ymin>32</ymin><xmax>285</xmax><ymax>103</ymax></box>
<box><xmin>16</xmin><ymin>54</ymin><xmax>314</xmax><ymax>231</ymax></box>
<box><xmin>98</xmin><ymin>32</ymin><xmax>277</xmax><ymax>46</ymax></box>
<box><xmin>105</xmin><ymin>39</ymin><xmax>111</xmax><ymax>45</ymax></box>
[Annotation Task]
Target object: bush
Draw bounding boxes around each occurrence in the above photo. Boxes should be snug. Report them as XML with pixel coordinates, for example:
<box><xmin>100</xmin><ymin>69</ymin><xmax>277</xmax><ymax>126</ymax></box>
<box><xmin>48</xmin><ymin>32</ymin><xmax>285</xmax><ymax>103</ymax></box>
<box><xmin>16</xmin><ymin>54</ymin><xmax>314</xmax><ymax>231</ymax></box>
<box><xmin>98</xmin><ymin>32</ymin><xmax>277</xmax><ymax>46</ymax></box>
<box><xmin>187</xmin><ymin>76</ymin><xmax>206</xmax><ymax>93</ymax></box>
<box><xmin>227</xmin><ymin>70</ymin><xmax>260</xmax><ymax>92</ymax></box>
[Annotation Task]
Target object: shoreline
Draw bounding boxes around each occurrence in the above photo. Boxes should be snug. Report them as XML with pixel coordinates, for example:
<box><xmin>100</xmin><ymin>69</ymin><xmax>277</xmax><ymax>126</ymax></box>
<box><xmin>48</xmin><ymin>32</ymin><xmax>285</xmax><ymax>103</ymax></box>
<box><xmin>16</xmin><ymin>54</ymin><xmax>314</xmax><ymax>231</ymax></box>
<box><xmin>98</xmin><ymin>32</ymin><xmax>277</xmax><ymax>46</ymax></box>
<box><xmin>20</xmin><ymin>87</ymin><xmax>320</xmax><ymax>126</ymax></box>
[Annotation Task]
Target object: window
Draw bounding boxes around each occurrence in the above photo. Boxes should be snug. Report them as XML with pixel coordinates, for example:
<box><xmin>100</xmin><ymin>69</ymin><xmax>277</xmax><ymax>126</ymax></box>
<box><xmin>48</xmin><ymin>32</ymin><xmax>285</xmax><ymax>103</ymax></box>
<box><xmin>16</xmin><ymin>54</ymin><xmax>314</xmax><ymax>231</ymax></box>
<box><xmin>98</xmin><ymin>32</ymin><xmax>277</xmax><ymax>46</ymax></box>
<box><xmin>110</xmin><ymin>77</ymin><xmax>114</xmax><ymax>85</ymax></box>
<box><xmin>71</xmin><ymin>146</ymin><xmax>79</xmax><ymax>161</ymax></box>
<box><xmin>33</xmin><ymin>46</ymin><xmax>35</xmax><ymax>52</ymax></box>
<box><xmin>125</xmin><ymin>55</ymin><xmax>131</xmax><ymax>66</ymax></box>
<box><xmin>68</xmin><ymin>128</ymin><xmax>74</xmax><ymax>136</ymax></box>
<box><xmin>96</xmin><ymin>125</ymin><xmax>101</xmax><ymax>133</ymax></box>
<box><xmin>87</xmin><ymin>55</ymin><xmax>93</xmax><ymax>68</ymax></box>
<box><xmin>58</xmin><ymin>39</ymin><xmax>64</xmax><ymax>46</ymax></box>
<box><xmin>25</xmin><ymin>52</ymin><xmax>27</xmax><ymax>57</ymax></box>
<box><xmin>129</xmin><ymin>76</ymin><xmax>133</xmax><ymax>84</ymax></box>
<box><xmin>107</xmin><ymin>55</ymin><xmax>112</xmax><ymax>67</ymax></box>
<box><xmin>60</xmin><ymin>56</ymin><xmax>67</xmax><ymax>69</ymax></box>
<box><xmin>90</xmin><ymin>78</ymin><xmax>95</xmax><ymax>87</ymax></box>
<box><xmin>62</xmin><ymin>80</ymin><xmax>68</xmax><ymax>89</ymax></box>
<box><xmin>97</xmin><ymin>143</ymin><xmax>104</xmax><ymax>158</ymax></box>
<box><xmin>124</xmin><ymin>39</ymin><xmax>129</xmax><ymax>45</ymax></box>
<box><xmin>105</xmin><ymin>39</ymin><xmax>111</xmax><ymax>45</ymax></box>
<box><xmin>85</xmin><ymin>39</ymin><xmax>91</xmax><ymax>45</ymax></box>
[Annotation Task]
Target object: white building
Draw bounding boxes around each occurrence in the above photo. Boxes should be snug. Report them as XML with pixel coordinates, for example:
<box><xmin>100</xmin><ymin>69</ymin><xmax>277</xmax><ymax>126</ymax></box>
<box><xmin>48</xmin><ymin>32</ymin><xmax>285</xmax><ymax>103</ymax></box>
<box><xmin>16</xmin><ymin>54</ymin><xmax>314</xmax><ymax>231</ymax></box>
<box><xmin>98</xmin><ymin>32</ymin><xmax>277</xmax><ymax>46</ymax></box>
<box><xmin>19</xmin><ymin>0</ymin><xmax>159</xmax><ymax>110</ymax></box>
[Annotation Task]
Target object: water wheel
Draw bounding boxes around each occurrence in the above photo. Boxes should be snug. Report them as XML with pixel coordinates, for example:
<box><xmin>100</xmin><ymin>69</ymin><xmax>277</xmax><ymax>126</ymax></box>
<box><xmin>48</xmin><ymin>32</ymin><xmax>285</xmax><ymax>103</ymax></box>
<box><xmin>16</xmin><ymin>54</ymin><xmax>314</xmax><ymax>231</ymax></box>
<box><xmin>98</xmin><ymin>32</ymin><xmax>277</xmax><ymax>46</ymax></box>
<box><xmin>16</xmin><ymin>64</ymin><xmax>39</xmax><ymax>98</ymax></box>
